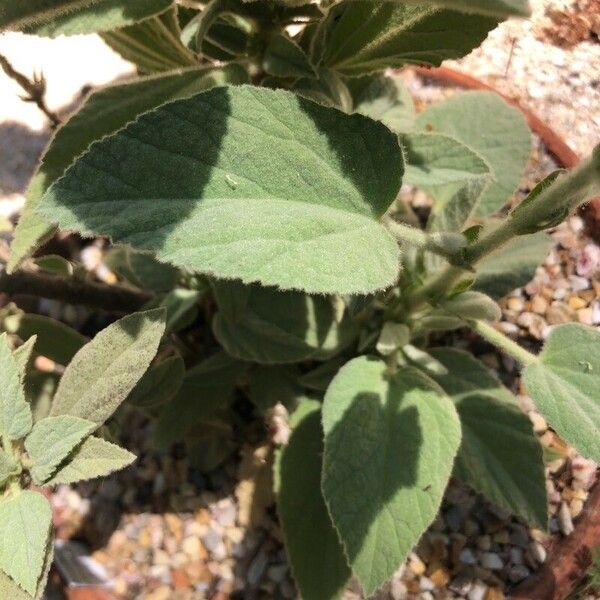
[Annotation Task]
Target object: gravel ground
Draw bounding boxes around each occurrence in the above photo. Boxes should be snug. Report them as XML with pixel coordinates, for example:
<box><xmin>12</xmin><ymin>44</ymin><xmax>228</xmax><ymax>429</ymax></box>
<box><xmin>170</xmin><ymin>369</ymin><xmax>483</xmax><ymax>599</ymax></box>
<box><xmin>1</xmin><ymin>4</ymin><xmax>600</xmax><ymax>599</ymax></box>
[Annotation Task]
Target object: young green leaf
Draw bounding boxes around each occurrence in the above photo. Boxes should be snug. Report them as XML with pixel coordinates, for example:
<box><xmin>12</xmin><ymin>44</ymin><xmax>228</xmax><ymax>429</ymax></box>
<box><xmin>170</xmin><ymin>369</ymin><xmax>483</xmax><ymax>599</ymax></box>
<box><xmin>401</xmin><ymin>0</ymin><xmax>531</xmax><ymax>17</ymax></box>
<box><xmin>376</xmin><ymin>322</ymin><xmax>410</xmax><ymax>356</ymax></box>
<box><xmin>416</xmin><ymin>92</ymin><xmax>532</xmax><ymax>216</ymax></box>
<box><xmin>0</xmin><ymin>449</ymin><xmax>18</xmax><ymax>488</ymax></box>
<box><xmin>37</xmin><ymin>85</ymin><xmax>404</xmax><ymax>295</ymax></box>
<box><xmin>3</xmin><ymin>313</ymin><xmax>86</xmax><ymax>365</ymax></box>
<box><xmin>350</xmin><ymin>75</ymin><xmax>415</xmax><ymax>133</ymax></box>
<box><xmin>0</xmin><ymin>334</ymin><xmax>32</xmax><ymax>440</ymax></box>
<box><xmin>401</xmin><ymin>132</ymin><xmax>490</xmax><ymax>191</ymax></box>
<box><xmin>100</xmin><ymin>8</ymin><xmax>197</xmax><ymax>73</ymax></box>
<box><xmin>436</xmin><ymin>291</ymin><xmax>502</xmax><ymax>322</ymax></box>
<box><xmin>25</xmin><ymin>415</ymin><xmax>96</xmax><ymax>484</ymax></box>
<box><xmin>313</xmin><ymin>2</ymin><xmax>496</xmax><ymax>76</ymax></box>
<box><xmin>44</xmin><ymin>436</ymin><xmax>135</xmax><ymax>486</ymax></box>
<box><xmin>274</xmin><ymin>399</ymin><xmax>351</xmax><ymax>600</ymax></box>
<box><xmin>523</xmin><ymin>324</ymin><xmax>600</xmax><ymax>463</ymax></box>
<box><xmin>0</xmin><ymin>490</ymin><xmax>52</xmax><ymax>596</ymax></box>
<box><xmin>322</xmin><ymin>358</ymin><xmax>461</xmax><ymax>595</ymax></box>
<box><xmin>213</xmin><ymin>284</ymin><xmax>357</xmax><ymax>364</ymax></box>
<box><xmin>429</xmin><ymin>348</ymin><xmax>547</xmax><ymax>528</ymax></box>
<box><xmin>9</xmin><ymin>64</ymin><xmax>249</xmax><ymax>272</ymax></box>
<box><xmin>127</xmin><ymin>354</ymin><xmax>185</xmax><ymax>409</ymax></box>
<box><xmin>156</xmin><ymin>288</ymin><xmax>203</xmax><ymax>333</ymax></box>
<box><xmin>474</xmin><ymin>229</ymin><xmax>553</xmax><ymax>299</ymax></box>
<box><xmin>50</xmin><ymin>309</ymin><xmax>166</xmax><ymax>426</ymax></box>
<box><xmin>12</xmin><ymin>0</ymin><xmax>172</xmax><ymax>36</ymax></box>
<box><xmin>154</xmin><ymin>352</ymin><xmax>247</xmax><ymax>447</ymax></box>
<box><xmin>104</xmin><ymin>247</ymin><xmax>179</xmax><ymax>292</ymax></box>
<box><xmin>263</xmin><ymin>32</ymin><xmax>316</xmax><ymax>78</ymax></box>
<box><xmin>12</xmin><ymin>336</ymin><xmax>37</xmax><ymax>382</ymax></box>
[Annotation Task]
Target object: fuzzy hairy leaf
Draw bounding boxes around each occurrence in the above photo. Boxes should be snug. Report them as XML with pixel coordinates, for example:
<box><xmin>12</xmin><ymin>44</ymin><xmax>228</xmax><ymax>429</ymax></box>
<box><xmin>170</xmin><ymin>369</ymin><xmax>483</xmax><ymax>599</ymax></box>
<box><xmin>351</xmin><ymin>75</ymin><xmax>415</xmax><ymax>133</ymax></box>
<box><xmin>400</xmin><ymin>0</ymin><xmax>531</xmax><ymax>17</ymax></box>
<box><xmin>213</xmin><ymin>283</ymin><xmax>356</xmax><ymax>364</ymax></box>
<box><xmin>3</xmin><ymin>313</ymin><xmax>86</xmax><ymax>365</ymax></box>
<box><xmin>0</xmin><ymin>541</ymin><xmax>52</xmax><ymax>600</ymax></box>
<box><xmin>44</xmin><ymin>436</ymin><xmax>135</xmax><ymax>485</ymax></box>
<box><xmin>322</xmin><ymin>358</ymin><xmax>461</xmax><ymax>595</ymax></box>
<box><xmin>263</xmin><ymin>32</ymin><xmax>316</xmax><ymax>78</ymax></box>
<box><xmin>100</xmin><ymin>8</ymin><xmax>197</xmax><ymax>74</ymax></box>
<box><xmin>474</xmin><ymin>229</ymin><xmax>553</xmax><ymax>299</ymax></box>
<box><xmin>127</xmin><ymin>355</ymin><xmax>185</xmax><ymax>409</ymax></box>
<box><xmin>274</xmin><ymin>399</ymin><xmax>351</xmax><ymax>600</ymax></box>
<box><xmin>401</xmin><ymin>132</ymin><xmax>490</xmax><ymax>191</ymax></box>
<box><xmin>430</xmin><ymin>349</ymin><xmax>547</xmax><ymax>528</ymax></box>
<box><xmin>437</xmin><ymin>291</ymin><xmax>501</xmax><ymax>322</ymax></box>
<box><xmin>50</xmin><ymin>309</ymin><xmax>166</xmax><ymax>425</ymax></box>
<box><xmin>0</xmin><ymin>334</ymin><xmax>32</xmax><ymax>440</ymax></box>
<box><xmin>416</xmin><ymin>92</ymin><xmax>532</xmax><ymax>216</ymax></box>
<box><xmin>25</xmin><ymin>415</ymin><xmax>96</xmax><ymax>484</ymax></box>
<box><xmin>0</xmin><ymin>449</ymin><xmax>18</xmax><ymax>488</ymax></box>
<box><xmin>524</xmin><ymin>324</ymin><xmax>600</xmax><ymax>463</ymax></box>
<box><xmin>313</xmin><ymin>2</ymin><xmax>496</xmax><ymax>76</ymax></box>
<box><xmin>38</xmin><ymin>85</ymin><xmax>403</xmax><ymax>295</ymax></box>
<box><xmin>154</xmin><ymin>352</ymin><xmax>247</xmax><ymax>447</ymax></box>
<box><xmin>12</xmin><ymin>337</ymin><xmax>37</xmax><ymax>382</ymax></box>
<box><xmin>9</xmin><ymin>0</ymin><xmax>172</xmax><ymax>36</ymax></box>
<box><xmin>9</xmin><ymin>65</ymin><xmax>248</xmax><ymax>272</ymax></box>
<box><xmin>0</xmin><ymin>491</ymin><xmax>52</xmax><ymax>596</ymax></box>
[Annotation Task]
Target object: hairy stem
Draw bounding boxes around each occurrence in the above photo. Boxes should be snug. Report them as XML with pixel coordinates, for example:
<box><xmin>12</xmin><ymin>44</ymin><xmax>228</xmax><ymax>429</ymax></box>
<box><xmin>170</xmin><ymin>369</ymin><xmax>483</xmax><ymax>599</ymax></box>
<box><xmin>0</xmin><ymin>270</ymin><xmax>153</xmax><ymax>312</ymax></box>
<box><xmin>0</xmin><ymin>53</ymin><xmax>61</xmax><ymax>128</ymax></box>
<box><xmin>468</xmin><ymin>319</ymin><xmax>537</xmax><ymax>366</ymax></box>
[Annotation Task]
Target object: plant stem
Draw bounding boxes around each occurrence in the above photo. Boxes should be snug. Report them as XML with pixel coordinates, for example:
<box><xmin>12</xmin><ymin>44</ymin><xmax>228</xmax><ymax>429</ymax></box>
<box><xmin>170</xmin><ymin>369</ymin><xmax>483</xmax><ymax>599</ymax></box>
<box><xmin>468</xmin><ymin>319</ymin><xmax>537</xmax><ymax>366</ymax></box>
<box><xmin>0</xmin><ymin>53</ymin><xmax>61</xmax><ymax>128</ymax></box>
<box><xmin>0</xmin><ymin>270</ymin><xmax>153</xmax><ymax>312</ymax></box>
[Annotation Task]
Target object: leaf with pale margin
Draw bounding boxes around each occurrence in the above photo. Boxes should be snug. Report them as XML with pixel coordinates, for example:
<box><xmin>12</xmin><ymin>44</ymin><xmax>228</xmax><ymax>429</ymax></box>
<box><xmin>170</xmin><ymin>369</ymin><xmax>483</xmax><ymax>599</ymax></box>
<box><xmin>154</xmin><ymin>352</ymin><xmax>248</xmax><ymax>447</ymax></box>
<box><xmin>3</xmin><ymin>313</ymin><xmax>86</xmax><ymax>365</ymax></box>
<box><xmin>263</xmin><ymin>33</ymin><xmax>316</xmax><ymax>78</ymax></box>
<box><xmin>213</xmin><ymin>282</ymin><xmax>357</xmax><ymax>364</ymax></box>
<box><xmin>50</xmin><ymin>309</ymin><xmax>166</xmax><ymax>425</ymax></box>
<box><xmin>11</xmin><ymin>0</ymin><xmax>171</xmax><ymax>36</ymax></box>
<box><xmin>12</xmin><ymin>336</ymin><xmax>37</xmax><ymax>382</ymax></box>
<box><xmin>38</xmin><ymin>85</ymin><xmax>403</xmax><ymax>294</ymax></box>
<box><xmin>44</xmin><ymin>436</ymin><xmax>135</xmax><ymax>486</ymax></box>
<box><xmin>474</xmin><ymin>229</ymin><xmax>553</xmax><ymax>299</ymax></box>
<box><xmin>312</xmin><ymin>2</ymin><xmax>496</xmax><ymax>76</ymax></box>
<box><xmin>25</xmin><ymin>415</ymin><xmax>96</xmax><ymax>484</ymax></box>
<box><xmin>416</xmin><ymin>92</ymin><xmax>531</xmax><ymax>216</ymax></box>
<box><xmin>9</xmin><ymin>65</ymin><xmax>248</xmax><ymax>272</ymax></box>
<box><xmin>350</xmin><ymin>75</ymin><xmax>415</xmax><ymax>132</ymax></box>
<box><xmin>429</xmin><ymin>348</ymin><xmax>546</xmax><ymax>528</ymax></box>
<box><xmin>274</xmin><ymin>399</ymin><xmax>351</xmax><ymax>600</ymax></box>
<box><xmin>127</xmin><ymin>355</ymin><xmax>185</xmax><ymax>409</ymax></box>
<box><xmin>524</xmin><ymin>324</ymin><xmax>600</xmax><ymax>463</ymax></box>
<box><xmin>399</xmin><ymin>0</ymin><xmax>531</xmax><ymax>17</ymax></box>
<box><xmin>0</xmin><ymin>491</ymin><xmax>52</xmax><ymax>595</ymax></box>
<box><xmin>322</xmin><ymin>358</ymin><xmax>461</xmax><ymax>595</ymax></box>
<box><xmin>0</xmin><ymin>334</ymin><xmax>32</xmax><ymax>440</ymax></box>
